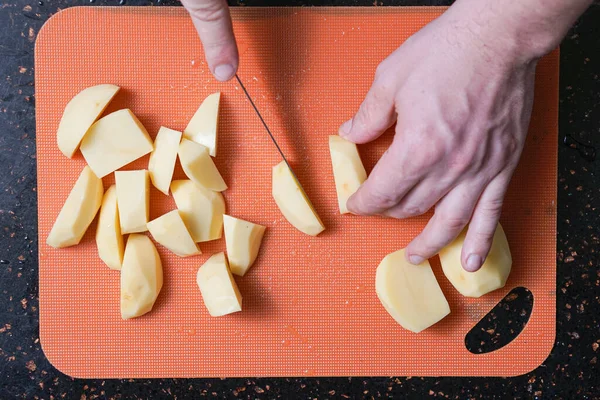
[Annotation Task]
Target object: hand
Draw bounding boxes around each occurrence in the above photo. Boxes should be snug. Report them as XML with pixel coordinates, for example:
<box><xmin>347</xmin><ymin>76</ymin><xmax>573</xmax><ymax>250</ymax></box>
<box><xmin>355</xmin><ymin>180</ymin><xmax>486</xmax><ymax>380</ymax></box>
<box><xmin>181</xmin><ymin>0</ymin><xmax>238</xmax><ymax>81</ymax></box>
<box><xmin>339</xmin><ymin>6</ymin><xmax>539</xmax><ymax>272</ymax></box>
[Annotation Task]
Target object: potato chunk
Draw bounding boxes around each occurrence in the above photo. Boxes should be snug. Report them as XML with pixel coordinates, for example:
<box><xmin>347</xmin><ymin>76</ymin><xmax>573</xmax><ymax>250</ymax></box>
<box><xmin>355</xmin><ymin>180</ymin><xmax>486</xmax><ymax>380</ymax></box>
<box><xmin>197</xmin><ymin>252</ymin><xmax>242</xmax><ymax>317</ymax></box>
<box><xmin>147</xmin><ymin>210</ymin><xmax>201</xmax><ymax>257</ymax></box>
<box><xmin>223</xmin><ymin>215</ymin><xmax>266</xmax><ymax>276</ymax></box>
<box><xmin>120</xmin><ymin>234</ymin><xmax>163</xmax><ymax>319</ymax></box>
<box><xmin>272</xmin><ymin>161</ymin><xmax>324</xmax><ymax>236</ymax></box>
<box><xmin>47</xmin><ymin>166</ymin><xmax>103</xmax><ymax>248</ymax></box>
<box><xmin>178</xmin><ymin>139</ymin><xmax>227</xmax><ymax>192</ymax></box>
<box><xmin>148</xmin><ymin>127</ymin><xmax>182</xmax><ymax>195</ymax></box>
<box><xmin>183</xmin><ymin>92</ymin><xmax>220</xmax><ymax>157</ymax></box>
<box><xmin>328</xmin><ymin>135</ymin><xmax>367</xmax><ymax>214</ymax></box>
<box><xmin>439</xmin><ymin>224</ymin><xmax>512</xmax><ymax>298</ymax></box>
<box><xmin>115</xmin><ymin>170</ymin><xmax>150</xmax><ymax>234</ymax></box>
<box><xmin>376</xmin><ymin>249</ymin><xmax>450</xmax><ymax>333</ymax></box>
<box><xmin>95</xmin><ymin>185</ymin><xmax>124</xmax><ymax>270</ymax></box>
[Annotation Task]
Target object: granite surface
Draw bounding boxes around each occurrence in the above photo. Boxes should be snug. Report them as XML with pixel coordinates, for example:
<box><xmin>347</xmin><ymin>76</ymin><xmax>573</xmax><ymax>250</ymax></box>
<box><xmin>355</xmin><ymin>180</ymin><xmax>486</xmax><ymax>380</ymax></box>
<box><xmin>0</xmin><ymin>0</ymin><xmax>598</xmax><ymax>398</ymax></box>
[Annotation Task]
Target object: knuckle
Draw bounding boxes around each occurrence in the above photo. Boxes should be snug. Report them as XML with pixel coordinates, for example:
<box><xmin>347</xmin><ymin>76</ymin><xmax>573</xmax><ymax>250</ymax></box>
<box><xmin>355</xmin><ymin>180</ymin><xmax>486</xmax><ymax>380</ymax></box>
<box><xmin>436</xmin><ymin>211</ymin><xmax>470</xmax><ymax>232</ymax></box>
<box><xmin>186</xmin><ymin>1</ymin><xmax>227</xmax><ymax>23</ymax></box>
<box><xmin>368</xmin><ymin>187</ymin><xmax>401</xmax><ymax>210</ymax></box>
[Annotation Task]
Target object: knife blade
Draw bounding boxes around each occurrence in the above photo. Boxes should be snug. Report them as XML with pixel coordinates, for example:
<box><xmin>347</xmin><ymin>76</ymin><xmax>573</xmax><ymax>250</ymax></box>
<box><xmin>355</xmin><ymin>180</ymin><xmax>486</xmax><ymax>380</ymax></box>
<box><xmin>235</xmin><ymin>74</ymin><xmax>311</xmax><ymax>196</ymax></box>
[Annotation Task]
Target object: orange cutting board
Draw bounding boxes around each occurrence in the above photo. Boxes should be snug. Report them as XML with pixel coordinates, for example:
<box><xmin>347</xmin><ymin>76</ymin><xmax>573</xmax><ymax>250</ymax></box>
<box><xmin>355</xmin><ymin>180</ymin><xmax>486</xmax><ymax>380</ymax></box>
<box><xmin>35</xmin><ymin>7</ymin><xmax>558</xmax><ymax>378</ymax></box>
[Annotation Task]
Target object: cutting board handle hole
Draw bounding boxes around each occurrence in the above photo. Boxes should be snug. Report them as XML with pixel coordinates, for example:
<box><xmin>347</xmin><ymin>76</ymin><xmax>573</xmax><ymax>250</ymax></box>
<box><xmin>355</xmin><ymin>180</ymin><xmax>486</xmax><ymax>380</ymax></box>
<box><xmin>464</xmin><ymin>286</ymin><xmax>534</xmax><ymax>354</ymax></box>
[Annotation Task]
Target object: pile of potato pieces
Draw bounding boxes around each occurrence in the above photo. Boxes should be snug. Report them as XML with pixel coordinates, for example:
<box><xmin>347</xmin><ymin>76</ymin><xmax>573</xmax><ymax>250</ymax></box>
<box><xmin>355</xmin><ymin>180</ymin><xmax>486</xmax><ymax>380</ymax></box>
<box><xmin>48</xmin><ymin>84</ymin><xmax>513</xmax><ymax>332</ymax></box>
<box><xmin>48</xmin><ymin>85</ymin><xmax>269</xmax><ymax>319</ymax></box>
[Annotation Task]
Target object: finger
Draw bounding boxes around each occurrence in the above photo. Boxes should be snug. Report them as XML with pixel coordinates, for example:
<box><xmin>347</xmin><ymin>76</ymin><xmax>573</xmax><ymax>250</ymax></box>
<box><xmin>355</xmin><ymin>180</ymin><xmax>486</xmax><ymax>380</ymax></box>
<box><xmin>346</xmin><ymin>136</ymin><xmax>419</xmax><ymax>215</ymax></box>
<box><xmin>182</xmin><ymin>0</ymin><xmax>238</xmax><ymax>81</ymax></box>
<box><xmin>405</xmin><ymin>182</ymin><xmax>484</xmax><ymax>265</ymax></box>
<box><xmin>339</xmin><ymin>80</ymin><xmax>396</xmax><ymax>144</ymax></box>
<box><xmin>383</xmin><ymin>175</ymin><xmax>454</xmax><ymax>219</ymax></box>
<box><xmin>460</xmin><ymin>173</ymin><xmax>511</xmax><ymax>272</ymax></box>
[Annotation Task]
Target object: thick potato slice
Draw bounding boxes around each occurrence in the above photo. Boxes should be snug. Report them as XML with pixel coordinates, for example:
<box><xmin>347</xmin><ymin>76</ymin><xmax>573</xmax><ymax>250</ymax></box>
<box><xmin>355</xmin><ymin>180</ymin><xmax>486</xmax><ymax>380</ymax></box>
<box><xmin>148</xmin><ymin>127</ymin><xmax>182</xmax><ymax>195</ymax></box>
<box><xmin>120</xmin><ymin>234</ymin><xmax>163</xmax><ymax>319</ymax></box>
<box><xmin>147</xmin><ymin>210</ymin><xmax>201</xmax><ymax>257</ymax></box>
<box><xmin>272</xmin><ymin>161</ymin><xmax>325</xmax><ymax>236</ymax></box>
<box><xmin>57</xmin><ymin>84</ymin><xmax>120</xmax><ymax>158</ymax></box>
<box><xmin>80</xmin><ymin>109</ymin><xmax>154</xmax><ymax>178</ymax></box>
<box><xmin>178</xmin><ymin>139</ymin><xmax>227</xmax><ymax>192</ymax></box>
<box><xmin>183</xmin><ymin>92</ymin><xmax>220</xmax><ymax>157</ymax></box>
<box><xmin>196</xmin><ymin>252</ymin><xmax>242</xmax><ymax>317</ymax></box>
<box><xmin>223</xmin><ymin>215</ymin><xmax>266</xmax><ymax>276</ymax></box>
<box><xmin>115</xmin><ymin>170</ymin><xmax>150</xmax><ymax>234</ymax></box>
<box><xmin>376</xmin><ymin>249</ymin><xmax>450</xmax><ymax>333</ymax></box>
<box><xmin>439</xmin><ymin>224</ymin><xmax>512</xmax><ymax>298</ymax></box>
<box><xmin>47</xmin><ymin>166</ymin><xmax>104</xmax><ymax>248</ymax></box>
<box><xmin>328</xmin><ymin>135</ymin><xmax>367</xmax><ymax>214</ymax></box>
<box><xmin>95</xmin><ymin>185</ymin><xmax>124</xmax><ymax>270</ymax></box>
<box><xmin>170</xmin><ymin>180</ymin><xmax>225</xmax><ymax>242</ymax></box>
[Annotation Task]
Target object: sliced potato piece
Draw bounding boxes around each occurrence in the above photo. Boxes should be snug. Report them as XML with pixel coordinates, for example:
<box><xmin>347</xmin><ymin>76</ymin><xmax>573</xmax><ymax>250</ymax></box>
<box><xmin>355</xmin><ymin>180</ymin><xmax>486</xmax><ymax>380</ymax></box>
<box><xmin>197</xmin><ymin>252</ymin><xmax>242</xmax><ymax>317</ymax></box>
<box><xmin>47</xmin><ymin>166</ymin><xmax>104</xmax><ymax>248</ymax></box>
<box><xmin>178</xmin><ymin>138</ymin><xmax>227</xmax><ymax>192</ymax></box>
<box><xmin>376</xmin><ymin>249</ymin><xmax>450</xmax><ymax>333</ymax></box>
<box><xmin>272</xmin><ymin>161</ymin><xmax>324</xmax><ymax>236</ymax></box>
<box><xmin>170</xmin><ymin>180</ymin><xmax>225</xmax><ymax>242</ymax></box>
<box><xmin>328</xmin><ymin>135</ymin><xmax>367</xmax><ymax>214</ymax></box>
<box><xmin>95</xmin><ymin>185</ymin><xmax>124</xmax><ymax>270</ymax></box>
<box><xmin>439</xmin><ymin>224</ymin><xmax>512</xmax><ymax>298</ymax></box>
<box><xmin>183</xmin><ymin>92</ymin><xmax>220</xmax><ymax>157</ymax></box>
<box><xmin>115</xmin><ymin>170</ymin><xmax>150</xmax><ymax>234</ymax></box>
<box><xmin>57</xmin><ymin>84</ymin><xmax>120</xmax><ymax>158</ymax></box>
<box><xmin>147</xmin><ymin>210</ymin><xmax>201</xmax><ymax>257</ymax></box>
<box><xmin>80</xmin><ymin>109</ymin><xmax>154</xmax><ymax>178</ymax></box>
<box><xmin>223</xmin><ymin>215</ymin><xmax>266</xmax><ymax>276</ymax></box>
<box><xmin>148</xmin><ymin>127</ymin><xmax>182</xmax><ymax>195</ymax></box>
<box><xmin>120</xmin><ymin>234</ymin><xmax>163</xmax><ymax>320</ymax></box>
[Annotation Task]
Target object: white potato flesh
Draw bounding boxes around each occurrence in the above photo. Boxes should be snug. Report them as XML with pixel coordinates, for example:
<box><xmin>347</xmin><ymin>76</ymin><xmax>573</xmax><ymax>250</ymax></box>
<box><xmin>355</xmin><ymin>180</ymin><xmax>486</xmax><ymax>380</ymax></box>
<box><xmin>328</xmin><ymin>135</ymin><xmax>367</xmax><ymax>214</ymax></box>
<box><xmin>272</xmin><ymin>161</ymin><xmax>325</xmax><ymax>236</ymax></box>
<box><xmin>120</xmin><ymin>234</ymin><xmax>163</xmax><ymax>320</ymax></box>
<box><xmin>170</xmin><ymin>180</ymin><xmax>225</xmax><ymax>242</ymax></box>
<box><xmin>184</xmin><ymin>92</ymin><xmax>220</xmax><ymax>157</ymax></box>
<box><xmin>80</xmin><ymin>109</ymin><xmax>154</xmax><ymax>178</ymax></box>
<box><xmin>147</xmin><ymin>210</ymin><xmax>201</xmax><ymax>257</ymax></box>
<box><xmin>178</xmin><ymin>139</ymin><xmax>227</xmax><ymax>192</ymax></box>
<box><xmin>115</xmin><ymin>170</ymin><xmax>150</xmax><ymax>234</ymax></box>
<box><xmin>95</xmin><ymin>185</ymin><xmax>124</xmax><ymax>270</ymax></box>
<box><xmin>148</xmin><ymin>127</ymin><xmax>182</xmax><ymax>195</ymax></box>
<box><xmin>57</xmin><ymin>84</ymin><xmax>120</xmax><ymax>158</ymax></box>
<box><xmin>376</xmin><ymin>249</ymin><xmax>450</xmax><ymax>333</ymax></box>
<box><xmin>439</xmin><ymin>224</ymin><xmax>512</xmax><ymax>298</ymax></box>
<box><xmin>223</xmin><ymin>215</ymin><xmax>266</xmax><ymax>276</ymax></box>
<box><xmin>196</xmin><ymin>252</ymin><xmax>242</xmax><ymax>317</ymax></box>
<box><xmin>47</xmin><ymin>166</ymin><xmax>104</xmax><ymax>248</ymax></box>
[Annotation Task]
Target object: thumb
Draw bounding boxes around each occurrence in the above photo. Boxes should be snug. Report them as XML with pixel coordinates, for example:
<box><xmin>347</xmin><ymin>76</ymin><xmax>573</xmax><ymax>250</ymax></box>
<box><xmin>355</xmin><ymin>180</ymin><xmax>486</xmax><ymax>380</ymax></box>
<box><xmin>182</xmin><ymin>0</ymin><xmax>239</xmax><ymax>81</ymax></box>
<box><xmin>339</xmin><ymin>80</ymin><xmax>396</xmax><ymax>144</ymax></box>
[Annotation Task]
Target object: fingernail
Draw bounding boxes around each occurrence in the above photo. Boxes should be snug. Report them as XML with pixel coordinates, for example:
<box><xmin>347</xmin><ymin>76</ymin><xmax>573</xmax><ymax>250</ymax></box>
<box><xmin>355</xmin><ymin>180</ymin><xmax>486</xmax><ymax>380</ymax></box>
<box><xmin>339</xmin><ymin>119</ymin><xmax>352</xmax><ymax>137</ymax></box>
<box><xmin>409</xmin><ymin>255</ymin><xmax>424</xmax><ymax>265</ymax></box>
<box><xmin>214</xmin><ymin>64</ymin><xmax>235</xmax><ymax>81</ymax></box>
<box><xmin>466</xmin><ymin>254</ymin><xmax>482</xmax><ymax>272</ymax></box>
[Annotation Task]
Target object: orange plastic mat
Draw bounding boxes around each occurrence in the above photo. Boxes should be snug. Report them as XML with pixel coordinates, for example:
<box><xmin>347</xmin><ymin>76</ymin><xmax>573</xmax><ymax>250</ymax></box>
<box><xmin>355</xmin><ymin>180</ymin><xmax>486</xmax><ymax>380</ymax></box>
<box><xmin>35</xmin><ymin>7</ymin><xmax>558</xmax><ymax>378</ymax></box>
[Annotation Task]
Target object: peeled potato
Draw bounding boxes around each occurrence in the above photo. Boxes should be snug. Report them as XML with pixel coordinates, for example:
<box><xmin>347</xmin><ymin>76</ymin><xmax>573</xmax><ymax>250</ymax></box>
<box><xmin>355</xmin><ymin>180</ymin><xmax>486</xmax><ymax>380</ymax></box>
<box><xmin>95</xmin><ymin>185</ymin><xmax>124</xmax><ymax>270</ymax></box>
<box><xmin>115</xmin><ymin>170</ymin><xmax>150</xmax><ymax>234</ymax></box>
<box><xmin>47</xmin><ymin>166</ymin><xmax>104</xmax><ymax>248</ymax></box>
<box><xmin>376</xmin><ymin>249</ymin><xmax>450</xmax><ymax>333</ymax></box>
<box><xmin>120</xmin><ymin>234</ymin><xmax>163</xmax><ymax>319</ymax></box>
<box><xmin>171</xmin><ymin>180</ymin><xmax>225</xmax><ymax>242</ymax></box>
<box><xmin>439</xmin><ymin>224</ymin><xmax>512</xmax><ymax>298</ymax></box>
<box><xmin>147</xmin><ymin>210</ymin><xmax>201</xmax><ymax>257</ymax></box>
<box><xmin>183</xmin><ymin>92</ymin><xmax>220</xmax><ymax>157</ymax></box>
<box><xmin>196</xmin><ymin>252</ymin><xmax>242</xmax><ymax>317</ymax></box>
<box><xmin>328</xmin><ymin>135</ymin><xmax>367</xmax><ymax>214</ymax></box>
<box><xmin>272</xmin><ymin>161</ymin><xmax>325</xmax><ymax>236</ymax></box>
<box><xmin>148</xmin><ymin>127</ymin><xmax>182</xmax><ymax>195</ymax></box>
<box><xmin>57</xmin><ymin>84</ymin><xmax>120</xmax><ymax>158</ymax></box>
<box><xmin>80</xmin><ymin>109</ymin><xmax>154</xmax><ymax>178</ymax></box>
<box><xmin>178</xmin><ymin>139</ymin><xmax>227</xmax><ymax>192</ymax></box>
<box><xmin>223</xmin><ymin>215</ymin><xmax>266</xmax><ymax>276</ymax></box>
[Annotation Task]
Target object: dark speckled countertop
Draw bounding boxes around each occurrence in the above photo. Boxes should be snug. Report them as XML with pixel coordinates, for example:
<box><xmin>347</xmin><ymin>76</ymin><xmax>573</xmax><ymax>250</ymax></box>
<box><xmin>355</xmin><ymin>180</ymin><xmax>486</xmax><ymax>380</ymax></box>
<box><xmin>0</xmin><ymin>0</ymin><xmax>599</xmax><ymax>398</ymax></box>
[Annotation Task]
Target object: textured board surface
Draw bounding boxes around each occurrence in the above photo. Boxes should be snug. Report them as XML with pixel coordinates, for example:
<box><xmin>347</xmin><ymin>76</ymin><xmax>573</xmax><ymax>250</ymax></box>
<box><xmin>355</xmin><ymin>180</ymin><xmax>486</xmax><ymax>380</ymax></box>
<box><xmin>35</xmin><ymin>7</ymin><xmax>558</xmax><ymax>378</ymax></box>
